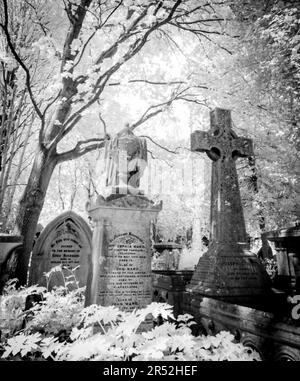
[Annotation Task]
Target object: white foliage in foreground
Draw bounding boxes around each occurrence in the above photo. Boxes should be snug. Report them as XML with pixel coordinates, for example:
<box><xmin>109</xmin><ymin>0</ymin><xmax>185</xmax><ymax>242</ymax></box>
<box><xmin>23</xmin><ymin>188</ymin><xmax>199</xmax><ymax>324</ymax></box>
<box><xmin>0</xmin><ymin>283</ymin><xmax>260</xmax><ymax>361</ymax></box>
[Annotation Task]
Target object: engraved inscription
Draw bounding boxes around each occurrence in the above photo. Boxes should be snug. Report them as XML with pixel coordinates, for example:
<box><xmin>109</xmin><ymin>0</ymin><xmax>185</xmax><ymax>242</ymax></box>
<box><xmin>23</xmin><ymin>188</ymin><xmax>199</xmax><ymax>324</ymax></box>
<box><xmin>50</xmin><ymin>233</ymin><xmax>82</xmax><ymax>269</ymax></box>
<box><xmin>98</xmin><ymin>233</ymin><xmax>151</xmax><ymax>311</ymax></box>
<box><xmin>216</xmin><ymin>258</ymin><xmax>259</xmax><ymax>283</ymax></box>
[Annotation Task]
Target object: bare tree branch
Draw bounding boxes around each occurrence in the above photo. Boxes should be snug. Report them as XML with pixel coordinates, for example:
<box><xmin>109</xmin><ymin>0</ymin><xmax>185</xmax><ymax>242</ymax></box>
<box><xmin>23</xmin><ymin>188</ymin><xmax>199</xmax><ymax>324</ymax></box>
<box><xmin>23</xmin><ymin>0</ymin><xmax>50</xmax><ymax>36</ymax></box>
<box><xmin>109</xmin><ymin>79</ymin><xmax>186</xmax><ymax>86</ymax></box>
<box><xmin>0</xmin><ymin>0</ymin><xmax>43</xmax><ymax>121</ymax></box>
<box><xmin>42</xmin><ymin>90</ymin><xmax>62</xmax><ymax>118</ymax></box>
<box><xmin>98</xmin><ymin>110</ymin><xmax>108</xmax><ymax>137</ymax></box>
<box><xmin>56</xmin><ymin>137</ymin><xmax>106</xmax><ymax>163</ymax></box>
<box><xmin>62</xmin><ymin>2</ymin><xmax>184</xmax><ymax>136</ymax></box>
<box><xmin>140</xmin><ymin>135</ymin><xmax>178</xmax><ymax>154</ymax></box>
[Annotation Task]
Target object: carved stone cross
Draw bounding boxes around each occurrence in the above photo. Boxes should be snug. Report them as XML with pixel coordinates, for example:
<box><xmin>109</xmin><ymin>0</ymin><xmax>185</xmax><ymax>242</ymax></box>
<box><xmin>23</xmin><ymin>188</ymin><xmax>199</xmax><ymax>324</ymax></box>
<box><xmin>188</xmin><ymin>108</ymin><xmax>271</xmax><ymax>305</ymax></box>
<box><xmin>191</xmin><ymin>108</ymin><xmax>253</xmax><ymax>245</ymax></box>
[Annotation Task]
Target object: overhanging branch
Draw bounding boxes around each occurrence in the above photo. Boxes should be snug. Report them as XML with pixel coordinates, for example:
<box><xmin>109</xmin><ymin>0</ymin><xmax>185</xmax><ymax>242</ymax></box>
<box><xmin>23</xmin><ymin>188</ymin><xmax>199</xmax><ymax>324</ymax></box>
<box><xmin>140</xmin><ymin>135</ymin><xmax>178</xmax><ymax>154</ymax></box>
<box><xmin>56</xmin><ymin>137</ymin><xmax>107</xmax><ymax>163</ymax></box>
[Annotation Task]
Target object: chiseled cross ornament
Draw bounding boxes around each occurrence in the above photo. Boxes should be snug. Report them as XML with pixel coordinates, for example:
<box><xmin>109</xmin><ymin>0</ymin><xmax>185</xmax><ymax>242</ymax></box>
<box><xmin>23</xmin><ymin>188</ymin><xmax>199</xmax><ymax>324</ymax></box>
<box><xmin>189</xmin><ymin>108</ymin><xmax>271</xmax><ymax>303</ymax></box>
<box><xmin>191</xmin><ymin>108</ymin><xmax>253</xmax><ymax>245</ymax></box>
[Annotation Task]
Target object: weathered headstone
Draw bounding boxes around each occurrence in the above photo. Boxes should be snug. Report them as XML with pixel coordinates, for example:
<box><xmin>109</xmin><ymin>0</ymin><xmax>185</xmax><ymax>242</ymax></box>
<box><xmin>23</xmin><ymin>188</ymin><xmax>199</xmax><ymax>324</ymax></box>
<box><xmin>86</xmin><ymin>196</ymin><xmax>161</xmax><ymax>311</ymax></box>
<box><xmin>187</xmin><ymin>108</ymin><xmax>271</xmax><ymax>305</ymax></box>
<box><xmin>85</xmin><ymin>129</ymin><xmax>162</xmax><ymax>322</ymax></box>
<box><xmin>0</xmin><ymin>235</ymin><xmax>23</xmax><ymax>293</ymax></box>
<box><xmin>29</xmin><ymin>211</ymin><xmax>92</xmax><ymax>289</ymax></box>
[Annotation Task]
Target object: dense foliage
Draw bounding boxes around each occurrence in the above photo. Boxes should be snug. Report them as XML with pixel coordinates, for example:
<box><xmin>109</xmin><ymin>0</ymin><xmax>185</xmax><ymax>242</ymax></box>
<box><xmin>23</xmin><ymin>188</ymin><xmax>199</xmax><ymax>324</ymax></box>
<box><xmin>232</xmin><ymin>0</ymin><xmax>300</xmax><ymax>231</ymax></box>
<box><xmin>0</xmin><ymin>271</ymin><xmax>260</xmax><ymax>361</ymax></box>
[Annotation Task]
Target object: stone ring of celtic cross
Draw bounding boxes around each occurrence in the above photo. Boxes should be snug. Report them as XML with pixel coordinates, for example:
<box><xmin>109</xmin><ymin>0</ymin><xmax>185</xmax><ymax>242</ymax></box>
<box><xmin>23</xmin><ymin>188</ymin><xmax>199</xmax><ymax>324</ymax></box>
<box><xmin>208</xmin><ymin>147</ymin><xmax>221</xmax><ymax>161</ymax></box>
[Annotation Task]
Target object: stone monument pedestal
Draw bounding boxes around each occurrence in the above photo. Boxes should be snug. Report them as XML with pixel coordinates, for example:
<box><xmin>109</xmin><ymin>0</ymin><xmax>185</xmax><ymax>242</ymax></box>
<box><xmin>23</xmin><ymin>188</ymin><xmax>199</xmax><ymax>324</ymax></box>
<box><xmin>187</xmin><ymin>242</ymin><xmax>272</xmax><ymax>308</ymax></box>
<box><xmin>85</xmin><ymin>194</ymin><xmax>162</xmax><ymax>328</ymax></box>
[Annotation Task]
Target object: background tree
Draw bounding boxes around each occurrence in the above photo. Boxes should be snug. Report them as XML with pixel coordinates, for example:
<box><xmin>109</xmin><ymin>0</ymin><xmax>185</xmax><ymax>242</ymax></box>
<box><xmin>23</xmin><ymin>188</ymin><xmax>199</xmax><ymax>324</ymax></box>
<box><xmin>231</xmin><ymin>0</ymin><xmax>300</xmax><ymax>237</ymax></box>
<box><xmin>0</xmin><ymin>1</ymin><xmax>42</xmax><ymax>233</ymax></box>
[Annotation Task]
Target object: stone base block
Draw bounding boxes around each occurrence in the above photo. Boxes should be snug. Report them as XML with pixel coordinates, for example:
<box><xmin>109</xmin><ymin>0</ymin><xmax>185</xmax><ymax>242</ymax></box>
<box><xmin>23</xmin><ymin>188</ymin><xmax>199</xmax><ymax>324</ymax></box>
<box><xmin>187</xmin><ymin>242</ymin><xmax>272</xmax><ymax>306</ymax></box>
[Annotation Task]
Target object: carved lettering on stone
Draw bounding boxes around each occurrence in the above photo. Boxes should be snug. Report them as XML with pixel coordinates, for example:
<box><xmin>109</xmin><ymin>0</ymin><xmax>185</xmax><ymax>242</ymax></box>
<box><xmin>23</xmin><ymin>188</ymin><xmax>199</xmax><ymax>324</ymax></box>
<box><xmin>98</xmin><ymin>233</ymin><xmax>151</xmax><ymax>311</ymax></box>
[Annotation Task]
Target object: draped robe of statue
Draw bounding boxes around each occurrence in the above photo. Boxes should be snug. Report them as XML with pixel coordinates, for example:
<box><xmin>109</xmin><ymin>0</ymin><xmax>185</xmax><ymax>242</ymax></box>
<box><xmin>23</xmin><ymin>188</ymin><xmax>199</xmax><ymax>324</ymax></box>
<box><xmin>104</xmin><ymin>126</ymin><xmax>147</xmax><ymax>195</ymax></box>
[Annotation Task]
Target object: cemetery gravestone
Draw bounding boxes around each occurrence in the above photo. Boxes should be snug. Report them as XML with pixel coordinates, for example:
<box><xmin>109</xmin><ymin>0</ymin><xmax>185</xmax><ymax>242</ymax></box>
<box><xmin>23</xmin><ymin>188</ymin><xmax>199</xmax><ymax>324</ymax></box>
<box><xmin>85</xmin><ymin>129</ymin><xmax>162</xmax><ymax>322</ymax></box>
<box><xmin>29</xmin><ymin>211</ymin><xmax>92</xmax><ymax>289</ymax></box>
<box><xmin>86</xmin><ymin>196</ymin><xmax>161</xmax><ymax>311</ymax></box>
<box><xmin>188</xmin><ymin>108</ymin><xmax>271</xmax><ymax>306</ymax></box>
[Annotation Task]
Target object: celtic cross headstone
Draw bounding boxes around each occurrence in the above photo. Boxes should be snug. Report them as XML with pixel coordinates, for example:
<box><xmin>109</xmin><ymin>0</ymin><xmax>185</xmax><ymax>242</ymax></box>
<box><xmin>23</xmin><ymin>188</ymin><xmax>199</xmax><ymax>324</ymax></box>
<box><xmin>188</xmin><ymin>108</ymin><xmax>271</xmax><ymax>304</ymax></box>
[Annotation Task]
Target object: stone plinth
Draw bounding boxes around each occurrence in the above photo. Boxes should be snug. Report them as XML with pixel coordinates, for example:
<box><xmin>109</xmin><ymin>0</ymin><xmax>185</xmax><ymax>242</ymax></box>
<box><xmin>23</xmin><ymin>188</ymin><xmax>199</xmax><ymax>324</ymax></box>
<box><xmin>187</xmin><ymin>242</ymin><xmax>272</xmax><ymax>306</ymax></box>
<box><xmin>85</xmin><ymin>194</ymin><xmax>162</xmax><ymax>314</ymax></box>
<box><xmin>29</xmin><ymin>211</ymin><xmax>92</xmax><ymax>289</ymax></box>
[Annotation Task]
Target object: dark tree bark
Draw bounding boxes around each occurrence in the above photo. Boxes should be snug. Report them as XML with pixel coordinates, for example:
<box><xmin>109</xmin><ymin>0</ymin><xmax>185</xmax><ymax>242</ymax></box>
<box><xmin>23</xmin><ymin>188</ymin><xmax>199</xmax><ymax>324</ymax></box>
<box><xmin>14</xmin><ymin>146</ymin><xmax>57</xmax><ymax>284</ymax></box>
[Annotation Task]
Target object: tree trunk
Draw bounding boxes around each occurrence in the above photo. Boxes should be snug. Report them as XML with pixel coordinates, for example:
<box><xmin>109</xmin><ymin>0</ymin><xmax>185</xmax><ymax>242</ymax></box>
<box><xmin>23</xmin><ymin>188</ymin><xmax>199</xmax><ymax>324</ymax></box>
<box><xmin>13</xmin><ymin>145</ymin><xmax>57</xmax><ymax>285</ymax></box>
<box><xmin>3</xmin><ymin>113</ymin><xmax>34</xmax><ymax>231</ymax></box>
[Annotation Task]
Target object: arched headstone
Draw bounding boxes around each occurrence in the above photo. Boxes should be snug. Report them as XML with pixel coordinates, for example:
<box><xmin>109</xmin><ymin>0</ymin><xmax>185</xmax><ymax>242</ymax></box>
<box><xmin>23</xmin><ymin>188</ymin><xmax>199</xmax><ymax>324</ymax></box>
<box><xmin>29</xmin><ymin>211</ymin><xmax>92</xmax><ymax>289</ymax></box>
